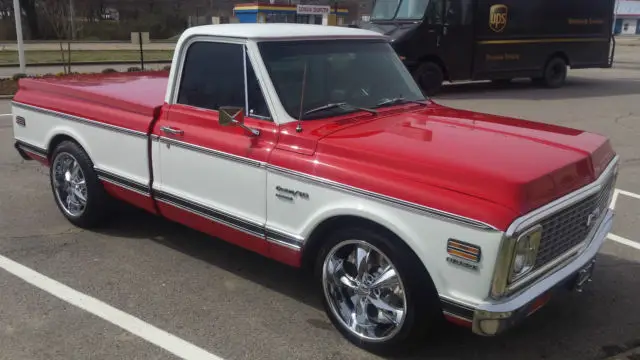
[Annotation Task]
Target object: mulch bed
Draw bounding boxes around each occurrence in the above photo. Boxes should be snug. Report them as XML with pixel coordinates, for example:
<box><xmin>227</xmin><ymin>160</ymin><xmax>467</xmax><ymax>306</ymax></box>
<box><xmin>0</xmin><ymin>79</ymin><xmax>17</xmax><ymax>96</ymax></box>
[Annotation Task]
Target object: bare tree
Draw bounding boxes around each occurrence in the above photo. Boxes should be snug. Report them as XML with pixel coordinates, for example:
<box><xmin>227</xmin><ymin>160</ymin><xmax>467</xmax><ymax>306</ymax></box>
<box><xmin>38</xmin><ymin>0</ymin><xmax>84</xmax><ymax>72</ymax></box>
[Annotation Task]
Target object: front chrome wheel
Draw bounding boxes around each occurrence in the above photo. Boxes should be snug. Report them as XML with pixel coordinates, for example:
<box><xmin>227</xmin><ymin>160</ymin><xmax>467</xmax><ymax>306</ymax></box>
<box><xmin>52</xmin><ymin>152</ymin><xmax>88</xmax><ymax>217</ymax></box>
<box><xmin>322</xmin><ymin>239</ymin><xmax>407</xmax><ymax>342</ymax></box>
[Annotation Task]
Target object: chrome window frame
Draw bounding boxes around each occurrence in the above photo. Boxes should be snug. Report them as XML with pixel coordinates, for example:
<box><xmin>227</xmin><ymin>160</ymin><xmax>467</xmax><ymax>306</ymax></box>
<box><xmin>167</xmin><ymin>35</ymin><xmax>277</xmax><ymax>123</ymax></box>
<box><xmin>489</xmin><ymin>154</ymin><xmax>620</xmax><ymax>299</ymax></box>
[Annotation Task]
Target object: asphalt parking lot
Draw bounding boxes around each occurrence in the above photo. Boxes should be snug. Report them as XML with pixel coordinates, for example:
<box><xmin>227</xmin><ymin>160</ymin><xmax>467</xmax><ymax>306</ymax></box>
<box><xmin>1</xmin><ymin>45</ymin><xmax>639</xmax><ymax>360</ymax></box>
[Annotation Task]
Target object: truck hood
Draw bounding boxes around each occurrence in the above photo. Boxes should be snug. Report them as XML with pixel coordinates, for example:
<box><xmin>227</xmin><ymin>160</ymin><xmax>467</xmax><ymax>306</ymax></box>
<box><xmin>316</xmin><ymin>104</ymin><xmax>615</xmax><ymax>215</ymax></box>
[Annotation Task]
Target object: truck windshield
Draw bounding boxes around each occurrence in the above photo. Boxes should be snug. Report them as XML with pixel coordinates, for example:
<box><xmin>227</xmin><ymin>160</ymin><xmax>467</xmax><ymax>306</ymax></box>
<box><xmin>371</xmin><ymin>0</ymin><xmax>429</xmax><ymax>20</ymax></box>
<box><xmin>257</xmin><ymin>39</ymin><xmax>426</xmax><ymax>120</ymax></box>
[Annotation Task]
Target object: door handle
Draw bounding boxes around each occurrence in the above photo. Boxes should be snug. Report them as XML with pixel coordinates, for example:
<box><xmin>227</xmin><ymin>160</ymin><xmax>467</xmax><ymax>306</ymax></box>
<box><xmin>160</xmin><ymin>126</ymin><xmax>184</xmax><ymax>135</ymax></box>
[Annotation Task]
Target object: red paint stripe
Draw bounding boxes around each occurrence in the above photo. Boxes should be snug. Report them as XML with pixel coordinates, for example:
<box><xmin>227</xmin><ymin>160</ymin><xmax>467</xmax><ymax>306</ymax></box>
<box><xmin>101</xmin><ymin>181</ymin><xmax>302</xmax><ymax>267</ymax></box>
<box><xmin>157</xmin><ymin>201</ymin><xmax>302</xmax><ymax>266</ymax></box>
<box><xmin>24</xmin><ymin>151</ymin><xmax>49</xmax><ymax>166</ymax></box>
<box><xmin>444</xmin><ymin>313</ymin><xmax>473</xmax><ymax>328</ymax></box>
<box><xmin>157</xmin><ymin>201</ymin><xmax>269</xmax><ymax>256</ymax></box>
<box><xmin>100</xmin><ymin>181</ymin><xmax>158</xmax><ymax>215</ymax></box>
<box><xmin>268</xmin><ymin>243</ymin><xmax>302</xmax><ymax>268</ymax></box>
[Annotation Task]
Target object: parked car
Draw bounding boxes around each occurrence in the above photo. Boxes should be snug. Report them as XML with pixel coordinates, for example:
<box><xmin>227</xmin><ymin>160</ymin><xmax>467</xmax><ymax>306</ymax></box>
<box><xmin>11</xmin><ymin>23</ymin><xmax>619</xmax><ymax>354</ymax></box>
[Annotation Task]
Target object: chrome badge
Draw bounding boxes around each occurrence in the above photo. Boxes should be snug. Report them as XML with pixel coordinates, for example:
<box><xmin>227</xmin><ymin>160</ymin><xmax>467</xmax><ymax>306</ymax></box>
<box><xmin>586</xmin><ymin>207</ymin><xmax>601</xmax><ymax>228</ymax></box>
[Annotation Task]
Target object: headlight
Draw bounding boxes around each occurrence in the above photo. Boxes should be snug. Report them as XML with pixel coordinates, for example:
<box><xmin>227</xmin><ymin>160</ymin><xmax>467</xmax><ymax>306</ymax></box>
<box><xmin>508</xmin><ymin>225</ymin><xmax>542</xmax><ymax>283</ymax></box>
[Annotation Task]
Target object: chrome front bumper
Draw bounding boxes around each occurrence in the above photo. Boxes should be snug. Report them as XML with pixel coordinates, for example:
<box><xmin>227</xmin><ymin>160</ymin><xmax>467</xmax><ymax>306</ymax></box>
<box><xmin>471</xmin><ymin>208</ymin><xmax>614</xmax><ymax>336</ymax></box>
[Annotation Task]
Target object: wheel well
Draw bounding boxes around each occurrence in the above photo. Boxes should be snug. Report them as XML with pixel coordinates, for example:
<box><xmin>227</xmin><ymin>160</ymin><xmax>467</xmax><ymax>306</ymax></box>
<box><xmin>417</xmin><ymin>56</ymin><xmax>449</xmax><ymax>81</ymax></box>
<box><xmin>547</xmin><ymin>51</ymin><xmax>571</xmax><ymax>68</ymax></box>
<box><xmin>301</xmin><ymin>216</ymin><xmax>432</xmax><ymax>283</ymax></box>
<box><xmin>47</xmin><ymin>134</ymin><xmax>82</xmax><ymax>160</ymax></box>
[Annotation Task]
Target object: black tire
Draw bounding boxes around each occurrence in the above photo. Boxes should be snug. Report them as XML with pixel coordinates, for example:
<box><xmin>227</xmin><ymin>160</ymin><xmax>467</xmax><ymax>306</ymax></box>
<box><xmin>534</xmin><ymin>56</ymin><xmax>567</xmax><ymax>88</ymax></box>
<box><xmin>413</xmin><ymin>61</ymin><xmax>444</xmax><ymax>96</ymax></box>
<box><xmin>314</xmin><ymin>225</ymin><xmax>442</xmax><ymax>355</ymax></box>
<box><xmin>49</xmin><ymin>140</ymin><xmax>114</xmax><ymax>228</ymax></box>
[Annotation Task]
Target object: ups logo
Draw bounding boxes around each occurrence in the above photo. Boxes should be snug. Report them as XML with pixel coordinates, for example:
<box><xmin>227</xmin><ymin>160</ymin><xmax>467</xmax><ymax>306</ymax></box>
<box><xmin>489</xmin><ymin>4</ymin><xmax>508</xmax><ymax>32</ymax></box>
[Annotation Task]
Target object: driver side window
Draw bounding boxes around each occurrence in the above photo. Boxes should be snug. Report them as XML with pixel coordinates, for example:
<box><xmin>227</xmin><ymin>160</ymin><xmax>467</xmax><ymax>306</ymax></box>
<box><xmin>177</xmin><ymin>41</ymin><xmax>271</xmax><ymax>121</ymax></box>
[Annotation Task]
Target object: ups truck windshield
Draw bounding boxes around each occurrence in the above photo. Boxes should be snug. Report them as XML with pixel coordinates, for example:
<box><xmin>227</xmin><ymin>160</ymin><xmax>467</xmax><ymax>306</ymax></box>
<box><xmin>371</xmin><ymin>0</ymin><xmax>431</xmax><ymax>21</ymax></box>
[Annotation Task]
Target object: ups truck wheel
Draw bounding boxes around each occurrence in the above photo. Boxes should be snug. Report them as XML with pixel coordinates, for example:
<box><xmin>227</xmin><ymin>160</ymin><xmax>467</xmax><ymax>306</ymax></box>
<box><xmin>315</xmin><ymin>226</ymin><xmax>442</xmax><ymax>355</ymax></box>
<box><xmin>413</xmin><ymin>62</ymin><xmax>444</xmax><ymax>96</ymax></box>
<box><xmin>49</xmin><ymin>140</ymin><xmax>114</xmax><ymax>229</ymax></box>
<box><xmin>536</xmin><ymin>57</ymin><xmax>567</xmax><ymax>88</ymax></box>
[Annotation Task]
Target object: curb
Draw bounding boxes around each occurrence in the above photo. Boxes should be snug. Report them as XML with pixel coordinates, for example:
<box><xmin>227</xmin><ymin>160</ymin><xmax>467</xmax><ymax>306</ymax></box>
<box><xmin>600</xmin><ymin>342</ymin><xmax>640</xmax><ymax>360</ymax></box>
<box><xmin>602</xmin><ymin>347</ymin><xmax>640</xmax><ymax>360</ymax></box>
<box><xmin>0</xmin><ymin>59</ymin><xmax>172</xmax><ymax>68</ymax></box>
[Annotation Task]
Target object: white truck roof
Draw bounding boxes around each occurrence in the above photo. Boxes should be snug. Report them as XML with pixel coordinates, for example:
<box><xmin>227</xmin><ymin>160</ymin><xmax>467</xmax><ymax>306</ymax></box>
<box><xmin>177</xmin><ymin>23</ymin><xmax>386</xmax><ymax>41</ymax></box>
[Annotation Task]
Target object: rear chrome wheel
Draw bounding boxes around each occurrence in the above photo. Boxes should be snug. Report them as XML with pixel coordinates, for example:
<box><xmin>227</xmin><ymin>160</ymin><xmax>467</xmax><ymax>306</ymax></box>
<box><xmin>322</xmin><ymin>240</ymin><xmax>407</xmax><ymax>342</ymax></box>
<box><xmin>49</xmin><ymin>140</ymin><xmax>113</xmax><ymax>228</ymax></box>
<box><xmin>52</xmin><ymin>152</ymin><xmax>88</xmax><ymax>217</ymax></box>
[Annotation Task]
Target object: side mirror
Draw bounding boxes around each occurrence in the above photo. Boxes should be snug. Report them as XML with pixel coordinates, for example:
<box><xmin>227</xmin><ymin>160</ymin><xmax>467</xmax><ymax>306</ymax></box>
<box><xmin>218</xmin><ymin>106</ymin><xmax>260</xmax><ymax>136</ymax></box>
<box><xmin>219</xmin><ymin>106</ymin><xmax>245</xmax><ymax>126</ymax></box>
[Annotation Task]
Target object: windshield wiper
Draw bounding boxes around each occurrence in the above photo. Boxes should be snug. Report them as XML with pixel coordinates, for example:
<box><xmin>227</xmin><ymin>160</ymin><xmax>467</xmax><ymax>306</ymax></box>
<box><xmin>304</xmin><ymin>102</ymin><xmax>378</xmax><ymax>116</ymax></box>
<box><xmin>375</xmin><ymin>97</ymin><xmax>428</xmax><ymax>108</ymax></box>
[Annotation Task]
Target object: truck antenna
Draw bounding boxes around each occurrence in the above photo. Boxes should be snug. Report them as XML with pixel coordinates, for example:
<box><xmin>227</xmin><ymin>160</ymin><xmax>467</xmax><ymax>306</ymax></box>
<box><xmin>296</xmin><ymin>61</ymin><xmax>308</xmax><ymax>133</ymax></box>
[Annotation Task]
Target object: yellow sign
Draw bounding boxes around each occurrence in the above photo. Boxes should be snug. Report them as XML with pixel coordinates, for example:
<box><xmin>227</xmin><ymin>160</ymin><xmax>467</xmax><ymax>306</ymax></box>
<box><xmin>489</xmin><ymin>4</ymin><xmax>508</xmax><ymax>33</ymax></box>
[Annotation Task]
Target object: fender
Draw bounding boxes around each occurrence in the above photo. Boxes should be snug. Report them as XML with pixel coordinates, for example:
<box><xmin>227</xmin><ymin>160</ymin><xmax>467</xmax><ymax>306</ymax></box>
<box><xmin>45</xmin><ymin>127</ymin><xmax>94</xmax><ymax>162</ymax></box>
<box><xmin>297</xmin><ymin>197</ymin><xmax>504</xmax><ymax>302</ymax></box>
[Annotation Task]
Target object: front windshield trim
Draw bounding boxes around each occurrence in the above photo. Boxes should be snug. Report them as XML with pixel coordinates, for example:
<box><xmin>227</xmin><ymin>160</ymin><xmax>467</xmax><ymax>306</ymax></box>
<box><xmin>256</xmin><ymin>38</ymin><xmax>427</xmax><ymax>122</ymax></box>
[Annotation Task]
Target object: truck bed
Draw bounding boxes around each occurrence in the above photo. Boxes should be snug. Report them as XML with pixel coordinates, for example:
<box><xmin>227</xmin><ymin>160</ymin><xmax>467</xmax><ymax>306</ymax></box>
<box><xmin>13</xmin><ymin>71</ymin><xmax>169</xmax><ymax>133</ymax></box>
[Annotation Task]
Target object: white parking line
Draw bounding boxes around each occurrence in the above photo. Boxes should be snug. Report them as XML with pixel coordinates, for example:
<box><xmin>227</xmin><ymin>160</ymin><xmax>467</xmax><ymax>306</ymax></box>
<box><xmin>0</xmin><ymin>253</ymin><xmax>224</xmax><ymax>360</ymax></box>
<box><xmin>616</xmin><ymin>189</ymin><xmax>640</xmax><ymax>201</ymax></box>
<box><xmin>607</xmin><ymin>188</ymin><xmax>640</xmax><ymax>251</ymax></box>
<box><xmin>607</xmin><ymin>233</ymin><xmax>640</xmax><ymax>251</ymax></box>
<box><xmin>609</xmin><ymin>188</ymin><xmax>620</xmax><ymax>210</ymax></box>
<box><xmin>0</xmin><ymin>113</ymin><xmax>11</xmax><ymax>117</ymax></box>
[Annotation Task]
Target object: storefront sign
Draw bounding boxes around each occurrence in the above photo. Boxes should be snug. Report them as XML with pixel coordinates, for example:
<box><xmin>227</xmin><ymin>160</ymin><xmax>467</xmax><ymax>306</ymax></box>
<box><xmin>296</xmin><ymin>5</ymin><xmax>331</xmax><ymax>15</ymax></box>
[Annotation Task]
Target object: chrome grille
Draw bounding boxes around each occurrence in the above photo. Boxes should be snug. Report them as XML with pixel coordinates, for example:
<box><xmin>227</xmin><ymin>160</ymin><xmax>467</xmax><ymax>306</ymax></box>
<box><xmin>534</xmin><ymin>173</ymin><xmax>616</xmax><ymax>269</ymax></box>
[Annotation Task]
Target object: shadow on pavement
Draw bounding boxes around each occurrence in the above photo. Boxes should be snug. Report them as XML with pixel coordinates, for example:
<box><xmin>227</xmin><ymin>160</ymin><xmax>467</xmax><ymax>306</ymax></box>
<box><xmin>96</xmin><ymin>203</ymin><xmax>321</xmax><ymax>307</ymax></box>
<box><xmin>434</xmin><ymin>74</ymin><xmax>640</xmax><ymax>101</ymax></box>
<box><xmin>97</xmin><ymin>204</ymin><xmax>640</xmax><ymax>360</ymax></box>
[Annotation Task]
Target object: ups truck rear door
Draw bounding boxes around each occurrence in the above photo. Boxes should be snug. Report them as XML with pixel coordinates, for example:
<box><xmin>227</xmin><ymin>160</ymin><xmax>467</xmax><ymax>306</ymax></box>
<box><xmin>436</xmin><ymin>0</ymin><xmax>476</xmax><ymax>81</ymax></box>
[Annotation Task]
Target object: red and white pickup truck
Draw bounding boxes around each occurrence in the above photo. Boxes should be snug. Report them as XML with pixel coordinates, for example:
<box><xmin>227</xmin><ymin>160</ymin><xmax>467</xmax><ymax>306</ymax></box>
<box><xmin>12</xmin><ymin>23</ymin><xmax>619</xmax><ymax>353</ymax></box>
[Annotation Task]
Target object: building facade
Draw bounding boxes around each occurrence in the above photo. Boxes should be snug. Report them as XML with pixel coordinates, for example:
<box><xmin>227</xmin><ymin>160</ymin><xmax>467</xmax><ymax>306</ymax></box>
<box><xmin>614</xmin><ymin>0</ymin><xmax>640</xmax><ymax>35</ymax></box>
<box><xmin>233</xmin><ymin>2</ymin><xmax>349</xmax><ymax>26</ymax></box>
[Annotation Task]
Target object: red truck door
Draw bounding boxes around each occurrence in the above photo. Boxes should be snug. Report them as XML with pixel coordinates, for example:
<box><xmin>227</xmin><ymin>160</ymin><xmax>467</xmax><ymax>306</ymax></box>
<box><xmin>151</xmin><ymin>40</ymin><xmax>278</xmax><ymax>255</ymax></box>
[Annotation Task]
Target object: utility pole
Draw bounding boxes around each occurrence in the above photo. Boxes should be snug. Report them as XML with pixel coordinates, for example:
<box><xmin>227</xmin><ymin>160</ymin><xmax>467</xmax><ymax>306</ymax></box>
<box><xmin>12</xmin><ymin>0</ymin><xmax>25</xmax><ymax>73</ymax></box>
<box><xmin>69</xmin><ymin>0</ymin><xmax>76</xmax><ymax>40</ymax></box>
